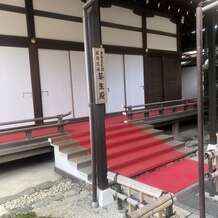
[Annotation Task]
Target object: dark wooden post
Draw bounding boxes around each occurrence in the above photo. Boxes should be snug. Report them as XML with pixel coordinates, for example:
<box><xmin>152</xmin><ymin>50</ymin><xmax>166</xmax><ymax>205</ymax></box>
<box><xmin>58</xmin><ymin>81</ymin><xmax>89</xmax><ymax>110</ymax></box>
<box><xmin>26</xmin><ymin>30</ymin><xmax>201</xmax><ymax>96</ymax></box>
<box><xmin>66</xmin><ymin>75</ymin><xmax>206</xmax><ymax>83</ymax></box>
<box><xmin>25</xmin><ymin>0</ymin><xmax>43</xmax><ymax>124</ymax></box>
<box><xmin>83</xmin><ymin>0</ymin><xmax>108</xmax><ymax>208</ymax></box>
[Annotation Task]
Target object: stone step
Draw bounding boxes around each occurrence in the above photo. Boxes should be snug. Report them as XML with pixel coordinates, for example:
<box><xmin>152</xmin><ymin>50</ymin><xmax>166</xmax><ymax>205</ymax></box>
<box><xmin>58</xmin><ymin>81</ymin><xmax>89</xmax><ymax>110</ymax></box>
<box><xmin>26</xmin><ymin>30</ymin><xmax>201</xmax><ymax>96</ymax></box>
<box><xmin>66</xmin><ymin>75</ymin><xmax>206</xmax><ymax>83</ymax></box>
<box><xmin>145</xmin><ymin>128</ymin><xmax>163</xmax><ymax>137</ymax></box>
<box><xmin>61</xmin><ymin>146</ymin><xmax>89</xmax><ymax>159</ymax></box>
<box><xmin>57</xmin><ymin>140</ymin><xmax>80</xmax><ymax>151</ymax></box>
<box><xmin>49</xmin><ymin>133</ymin><xmax>72</xmax><ymax>145</ymax></box>
<box><xmin>167</xmin><ymin>140</ymin><xmax>185</xmax><ymax>150</ymax></box>
<box><xmin>155</xmin><ymin>134</ymin><xmax>174</xmax><ymax>143</ymax></box>
<box><xmin>79</xmin><ymin>165</ymin><xmax>92</xmax><ymax>181</ymax></box>
<box><xmin>70</xmin><ymin>155</ymin><xmax>92</xmax><ymax>169</ymax></box>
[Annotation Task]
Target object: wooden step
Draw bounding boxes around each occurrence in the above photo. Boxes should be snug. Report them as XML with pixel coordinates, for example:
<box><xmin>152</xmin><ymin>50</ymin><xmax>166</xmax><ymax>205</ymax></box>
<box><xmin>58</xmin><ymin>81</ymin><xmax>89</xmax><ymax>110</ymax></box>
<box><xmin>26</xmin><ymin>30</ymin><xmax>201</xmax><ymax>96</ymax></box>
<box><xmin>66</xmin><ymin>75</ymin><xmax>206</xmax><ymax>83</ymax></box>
<box><xmin>61</xmin><ymin>146</ymin><xmax>89</xmax><ymax>159</ymax></box>
<box><xmin>0</xmin><ymin>147</ymin><xmax>53</xmax><ymax>164</ymax></box>
<box><xmin>70</xmin><ymin>155</ymin><xmax>91</xmax><ymax>169</ymax></box>
<box><xmin>0</xmin><ymin>141</ymin><xmax>51</xmax><ymax>156</ymax></box>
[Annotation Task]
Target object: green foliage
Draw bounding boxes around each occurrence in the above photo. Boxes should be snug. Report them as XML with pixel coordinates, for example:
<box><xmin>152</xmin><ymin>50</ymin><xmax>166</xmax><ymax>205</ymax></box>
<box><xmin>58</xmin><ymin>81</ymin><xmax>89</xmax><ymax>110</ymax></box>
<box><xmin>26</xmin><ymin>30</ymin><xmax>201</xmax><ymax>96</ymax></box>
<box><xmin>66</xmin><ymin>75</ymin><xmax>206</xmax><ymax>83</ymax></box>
<box><xmin>15</xmin><ymin>212</ymin><xmax>51</xmax><ymax>218</ymax></box>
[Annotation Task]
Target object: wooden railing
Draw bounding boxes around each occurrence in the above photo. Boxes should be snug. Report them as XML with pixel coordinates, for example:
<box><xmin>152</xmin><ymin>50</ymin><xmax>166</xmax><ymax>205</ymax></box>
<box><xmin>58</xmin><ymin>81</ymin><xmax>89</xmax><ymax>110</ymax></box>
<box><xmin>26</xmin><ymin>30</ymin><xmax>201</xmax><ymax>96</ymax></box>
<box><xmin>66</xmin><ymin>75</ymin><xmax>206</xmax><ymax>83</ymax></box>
<box><xmin>0</xmin><ymin>111</ymin><xmax>71</xmax><ymax>140</ymax></box>
<box><xmin>122</xmin><ymin>98</ymin><xmax>197</xmax><ymax>123</ymax></box>
<box><xmin>108</xmin><ymin>172</ymin><xmax>176</xmax><ymax>218</ymax></box>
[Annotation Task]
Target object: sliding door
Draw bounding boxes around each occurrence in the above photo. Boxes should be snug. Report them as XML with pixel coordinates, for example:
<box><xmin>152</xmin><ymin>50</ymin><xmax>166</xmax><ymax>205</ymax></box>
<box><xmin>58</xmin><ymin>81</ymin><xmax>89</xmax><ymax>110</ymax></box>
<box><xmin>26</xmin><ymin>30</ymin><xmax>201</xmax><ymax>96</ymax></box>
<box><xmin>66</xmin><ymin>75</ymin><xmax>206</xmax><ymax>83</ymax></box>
<box><xmin>105</xmin><ymin>54</ymin><xmax>125</xmax><ymax>113</ymax></box>
<box><xmin>70</xmin><ymin>51</ymin><xmax>89</xmax><ymax>118</ymax></box>
<box><xmin>0</xmin><ymin>47</ymin><xmax>34</xmax><ymax>128</ymax></box>
<box><xmin>125</xmin><ymin>55</ymin><xmax>144</xmax><ymax>106</ymax></box>
<box><xmin>38</xmin><ymin>49</ymin><xmax>73</xmax><ymax>119</ymax></box>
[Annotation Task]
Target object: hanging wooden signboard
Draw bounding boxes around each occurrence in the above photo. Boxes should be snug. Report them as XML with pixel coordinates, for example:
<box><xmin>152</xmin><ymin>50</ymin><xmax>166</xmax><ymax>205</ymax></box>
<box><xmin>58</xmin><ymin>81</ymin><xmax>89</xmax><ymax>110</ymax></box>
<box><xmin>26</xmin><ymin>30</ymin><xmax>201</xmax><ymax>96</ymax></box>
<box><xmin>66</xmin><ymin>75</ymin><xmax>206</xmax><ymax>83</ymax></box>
<box><xmin>92</xmin><ymin>47</ymin><xmax>107</xmax><ymax>104</ymax></box>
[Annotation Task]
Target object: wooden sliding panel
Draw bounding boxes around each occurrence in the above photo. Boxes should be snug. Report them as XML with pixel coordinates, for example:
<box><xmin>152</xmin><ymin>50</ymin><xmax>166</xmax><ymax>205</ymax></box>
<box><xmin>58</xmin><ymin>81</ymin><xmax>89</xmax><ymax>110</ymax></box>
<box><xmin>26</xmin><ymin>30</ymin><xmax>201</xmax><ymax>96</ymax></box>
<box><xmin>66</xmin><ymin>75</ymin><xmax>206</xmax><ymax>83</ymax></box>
<box><xmin>163</xmin><ymin>57</ymin><xmax>181</xmax><ymax>101</ymax></box>
<box><xmin>38</xmin><ymin>49</ymin><xmax>73</xmax><ymax>119</ymax></box>
<box><xmin>146</xmin><ymin>55</ymin><xmax>163</xmax><ymax>103</ymax></box>
<box><xmin>0</xmin><ymin>0</ymin><xmax>24</xmax><ymax>7</ymax></box>
<box><xmin>0</xmin><ymin>11</ymin><xmax>27</xmax><ymax>36</ymax></box>
<box><xmin>70</xmin><ymin>51</ymin><xmax>89</xmax><ymax>118</ymax></box>
<box><xmin>105</xmin><ymin>54</ymin><xmax>125</xmax><ymax>113</ymax></box>
<box><xmin>33</xmin><ymin>0</ymin><xmax>83</xmax><ymax>17</ymax></box>
<box><xmin>0</xmin><ymin>47</ymin><xmax>34</xmax><ymax>127</ymax></box>
<box><xmin>124</xmin><ymin>55</ymin><xmax>144</xmax><ymax>106</ymax></box>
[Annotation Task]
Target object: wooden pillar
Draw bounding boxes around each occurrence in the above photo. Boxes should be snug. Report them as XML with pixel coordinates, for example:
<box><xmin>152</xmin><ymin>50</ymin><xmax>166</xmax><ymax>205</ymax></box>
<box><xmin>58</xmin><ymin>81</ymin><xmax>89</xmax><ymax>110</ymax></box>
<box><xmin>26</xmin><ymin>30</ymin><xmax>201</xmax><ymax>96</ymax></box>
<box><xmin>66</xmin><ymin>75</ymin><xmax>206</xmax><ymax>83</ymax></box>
<box><xmin>25</xmin><ymin>0</ymin><xmax>43</xmax><ymax>123</ymax></box>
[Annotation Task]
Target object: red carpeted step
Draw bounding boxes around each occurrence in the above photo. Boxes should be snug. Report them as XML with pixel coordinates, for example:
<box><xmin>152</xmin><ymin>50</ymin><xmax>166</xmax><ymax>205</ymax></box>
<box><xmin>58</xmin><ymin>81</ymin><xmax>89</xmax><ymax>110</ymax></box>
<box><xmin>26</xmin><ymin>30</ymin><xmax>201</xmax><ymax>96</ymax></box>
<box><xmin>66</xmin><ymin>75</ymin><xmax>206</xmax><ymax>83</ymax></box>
<box><xmin>106</xmin><ymin>125</ymin><xmax>144</xmax><ymax>139</ymax></box>
<box><xmin>115</xmin><ymin>150</ymin><xmax>186</xmax><ymax>178</ymax></box>
<box><xmin>108</xmin><ymin>143</ymin><xmax>176</xmax><ymax>171</ymax></box>
<box><xmin>136</xmin><ymin>159</ymin><xmax>207</xmax><ymax>193</ymax></box>
<box><xmin>106</xmin><ymin>131</ymin><xmax>153</xmax><ymax>148</ymax></box>
<box><xmin>107</xmin><ymin>137</ymin><xmax>163</xmax><ymax>159</ymax></box>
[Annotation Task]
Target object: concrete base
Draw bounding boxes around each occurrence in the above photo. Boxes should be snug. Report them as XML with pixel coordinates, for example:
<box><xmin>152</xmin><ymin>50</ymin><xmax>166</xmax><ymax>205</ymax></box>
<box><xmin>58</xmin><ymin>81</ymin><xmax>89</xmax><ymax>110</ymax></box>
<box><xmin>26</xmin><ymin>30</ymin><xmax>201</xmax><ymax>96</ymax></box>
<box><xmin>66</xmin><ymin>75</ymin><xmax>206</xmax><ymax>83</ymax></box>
<box><xmin>98</xmin><ymin>188</ymin><xmax>114</xmax><ymax>207</ymax></box>
<box><xmin>205</xmin><ymin>192</ymin><xmax>218</xmax><ymax>201</ymax></box>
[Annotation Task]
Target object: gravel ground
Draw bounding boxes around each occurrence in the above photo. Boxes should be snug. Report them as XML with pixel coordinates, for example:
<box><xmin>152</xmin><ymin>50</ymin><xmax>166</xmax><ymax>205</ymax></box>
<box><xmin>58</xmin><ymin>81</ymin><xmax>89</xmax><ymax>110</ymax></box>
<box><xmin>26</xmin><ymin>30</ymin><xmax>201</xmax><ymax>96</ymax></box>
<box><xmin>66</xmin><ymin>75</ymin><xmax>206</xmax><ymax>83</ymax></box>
<box><xmin>0</xmin><ymin>178</ymin><xmax>125</xmax><ymax>218</ymax></box>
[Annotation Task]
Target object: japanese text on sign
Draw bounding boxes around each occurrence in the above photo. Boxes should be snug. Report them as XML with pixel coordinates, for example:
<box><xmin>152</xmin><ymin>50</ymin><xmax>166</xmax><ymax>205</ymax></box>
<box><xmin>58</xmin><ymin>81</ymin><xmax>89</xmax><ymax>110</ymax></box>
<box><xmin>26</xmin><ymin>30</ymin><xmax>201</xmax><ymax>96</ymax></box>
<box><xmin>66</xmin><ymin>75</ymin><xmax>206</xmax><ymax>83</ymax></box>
<box><xmin>92</xmin><ymin>47</ymin><xmax>107</xmax><ymax>104</ymax></box>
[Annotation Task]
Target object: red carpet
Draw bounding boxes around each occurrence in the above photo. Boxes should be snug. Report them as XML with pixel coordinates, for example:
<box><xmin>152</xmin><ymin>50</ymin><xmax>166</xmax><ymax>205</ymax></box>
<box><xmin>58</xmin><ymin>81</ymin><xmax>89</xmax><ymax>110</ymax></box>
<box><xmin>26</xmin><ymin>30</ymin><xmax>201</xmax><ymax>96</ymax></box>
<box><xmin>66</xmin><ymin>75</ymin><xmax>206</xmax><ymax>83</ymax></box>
<box><xmin>136</xmin><ymin>159</ymin><xmax>207</xmax><ymax>193</ymax></box>
<box><xmin>1</xmin><ymin>114</ymin><xmax>200</xmax><ymax>193</ymax></box>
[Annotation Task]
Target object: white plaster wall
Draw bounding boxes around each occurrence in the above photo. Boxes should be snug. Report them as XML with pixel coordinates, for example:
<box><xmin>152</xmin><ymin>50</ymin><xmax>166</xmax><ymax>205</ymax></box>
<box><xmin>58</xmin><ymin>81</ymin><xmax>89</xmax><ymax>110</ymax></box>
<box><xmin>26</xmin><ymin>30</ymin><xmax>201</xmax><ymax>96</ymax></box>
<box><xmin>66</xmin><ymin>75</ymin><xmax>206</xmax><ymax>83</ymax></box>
<box><xmin>147</xmin><ymin>33</ymin><xmax>177</xmax><ymax>51</ymax></box>
<box><xmin>101</xmin><ymin>5</ymin><xmax>141</xmax><ymax>27</ymax></box>
<box><xmin>35</xmin><ymin>17</ymin><xmax>83</xmax><ymax>42</ymax></box>
<box><xmin>0</xmin><ymin>0</ymin><xmax>24</xmax><ymax>7</ymax></box>
<box><xmin>33</xmin><ymin>0</ymin><xmax>84</xmax><ymax>17</ymax></box>
<box><xmin>0</xmin><ymin>11</ymin><xmax>27</xmax><ymax>36</ymax></box>
<box><xmin>182</xmin><ymin>66</ymin><xmax>197</xmax><ymax>99</ymax></box>
<box><xmin>102</xmin><ymin>27</ymin><xmax>142</xmax><ymax>48</ymax></box>
<box><xmin>146</xmin><ymin>15</ymin><xmax>176</xmax><ymax>34</ymax></box>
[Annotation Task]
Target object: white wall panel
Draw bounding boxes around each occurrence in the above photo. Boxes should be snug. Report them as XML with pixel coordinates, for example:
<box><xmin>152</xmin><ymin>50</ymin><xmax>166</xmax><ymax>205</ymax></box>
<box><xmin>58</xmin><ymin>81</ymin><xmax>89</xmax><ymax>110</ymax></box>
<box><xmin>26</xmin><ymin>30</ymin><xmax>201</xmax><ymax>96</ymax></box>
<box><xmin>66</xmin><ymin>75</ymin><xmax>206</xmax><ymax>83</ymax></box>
<box><xmin>101</xmin><ymin>5</ymin><xmax>141</xmax><ymax>27</ymax></box>
<box><xmin>70</xmin><ymin>51</ymin><xmax>89</xmax><ymax>118</ymax></box>
<box><xmin>182</xmin><ymin>67</ymin><xmax>197</xmax><ymax>99</ymax></box>
<box><xmin>146</xmin><ymin>15</ymin><xmax>177</xmax><ymax>34</ymax></box>
<box><xmin>35</xmin><ymin>16</ymin><xmax>83</xmax><ymax>42</ymax></box>
<box><xmin>0</xmin><ymin>0</ymin><xmax>24</xmax><ymax>7</ymax></box>
<box><xmin>33</xmin><ymin>0</ymin><xmax>83</xmax><ymax>17</ymax></box>
<box><xmin>38</xmin><ymin>49</ymin><xmax>73</xmax><ymax>119</ymax></box>
<box><xmin>0</xmin><ymin>47</ymin><xmax>34</xmax><ymax>127</ymax></box>
<box><xmin>105</xmin><ymin>54</ymin><xmax>125</xmax><ymax>113</ymax></box>
<box><xmin>0</xmin><ymin>11</ymin><xmax>27</xmax><ymax>36</ymax></box>
<box><xmin>147</xmin><ymin>33</ymin><xmax>177</xmax><ymax>51</ymax></box>
<box><xmin>102</xmin><ymin>27</ymin><xmax>142</xmax><ymax>48</ymax></box>
<box><xmin>125</xmin><ymin>55</ymin><xmax>144</xmax><ymax>106</ymax></box>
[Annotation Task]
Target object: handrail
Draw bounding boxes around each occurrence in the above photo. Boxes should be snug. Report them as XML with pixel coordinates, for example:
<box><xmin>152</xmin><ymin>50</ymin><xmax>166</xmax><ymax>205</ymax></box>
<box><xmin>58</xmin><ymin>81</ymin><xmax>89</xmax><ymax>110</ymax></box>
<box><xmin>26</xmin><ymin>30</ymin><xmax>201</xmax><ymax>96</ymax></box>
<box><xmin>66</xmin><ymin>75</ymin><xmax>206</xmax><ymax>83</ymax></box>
<box><xmin>0</xmin><ymin>112</ymin><xmax>71</xmax><ymax>140</ymax></box>
<box><xmin>0</xmin><ymin>111</ymin><xmax>71</xmax><ymax>127</ymax></box>
<box><xmin>0</xmin><ymin>120</ymin><xmax>69</xmax><ymax>136</ymax></box>
<box><xmin>123</xmin><ymin>98</ymin><xmax>197</xmax><ymax>110</ymax></box>
<box><xmin>108</xmin><ymin>172</ymin><xmax>176</xmax><ymax>217</ymax></box>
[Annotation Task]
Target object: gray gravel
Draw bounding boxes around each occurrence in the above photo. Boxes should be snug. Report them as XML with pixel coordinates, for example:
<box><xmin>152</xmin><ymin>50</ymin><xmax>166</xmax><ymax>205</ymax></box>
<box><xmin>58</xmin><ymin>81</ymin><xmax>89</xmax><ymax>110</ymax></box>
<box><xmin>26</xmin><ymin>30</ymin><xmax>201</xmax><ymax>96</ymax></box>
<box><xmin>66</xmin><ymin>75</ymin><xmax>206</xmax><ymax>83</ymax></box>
<box><xmin>0</xmin><ymin>178</ymin><xmax>125</xmax><ymax>218</ymax></box>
